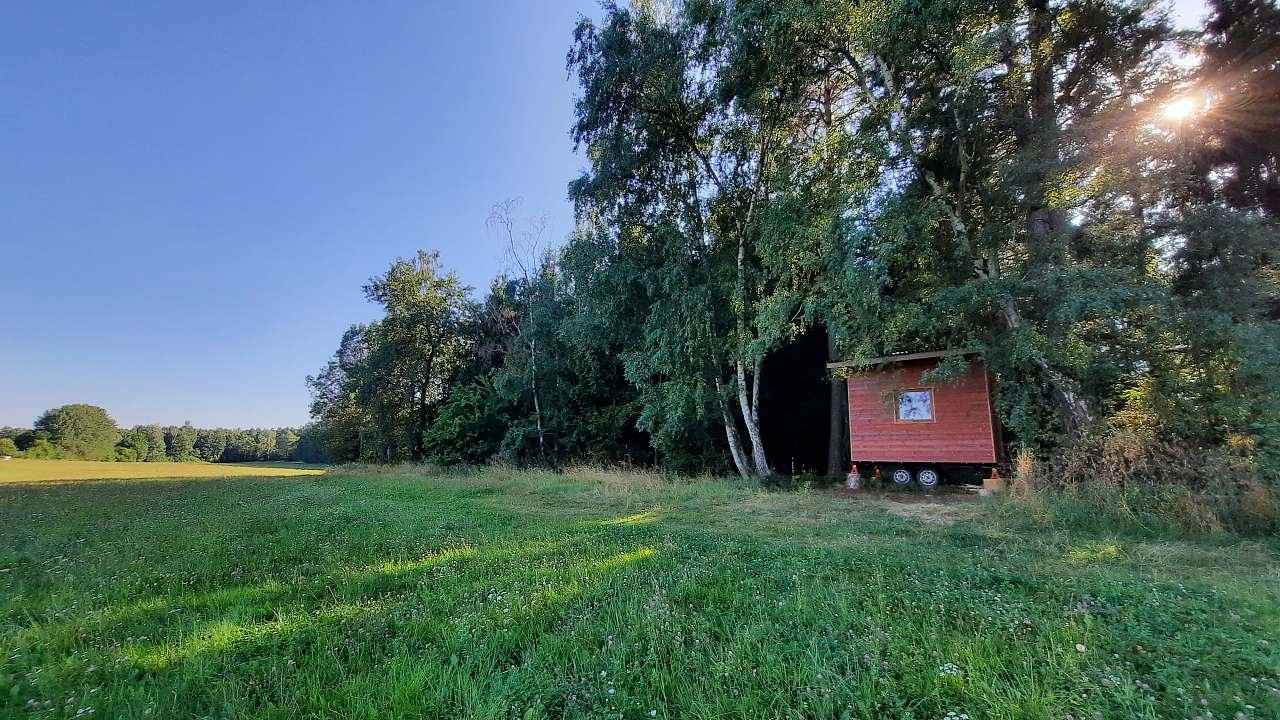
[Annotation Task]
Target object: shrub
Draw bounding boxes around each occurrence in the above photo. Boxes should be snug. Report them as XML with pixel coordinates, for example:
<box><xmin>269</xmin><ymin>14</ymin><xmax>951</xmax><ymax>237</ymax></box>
<box><xmin>1004</xmin><ymin>429</ymin><xmax>1279</xmax><ymax>535</ymax></box>
<box><xmin>0</xmin><ymin>437</ymin><xmax>20</xmax><ymax>457</ymax></box>
<box><xmin>23</xmin><ymin>439</ymin><xmax>60</xmax><ymax>459</ymax></box>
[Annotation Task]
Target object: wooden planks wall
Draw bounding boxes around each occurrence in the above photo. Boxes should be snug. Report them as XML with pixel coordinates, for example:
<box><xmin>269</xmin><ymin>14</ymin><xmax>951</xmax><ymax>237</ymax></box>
<box><xmin>846</xmin><ymin>358</ymin><xmax>999</xmax><ymax>464</ymax></box>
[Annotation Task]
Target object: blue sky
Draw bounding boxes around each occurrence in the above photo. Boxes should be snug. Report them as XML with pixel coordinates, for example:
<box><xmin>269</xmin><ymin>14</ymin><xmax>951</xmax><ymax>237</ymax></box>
<box><xmin>0</xmin><ymin>1</ymin><xmax>1210</xmax><ymax>430</ymax></box>
<box><xmin>0</xmin><ymin>1</ymin><xmax>596</xmax><ymax>428</ymax></box>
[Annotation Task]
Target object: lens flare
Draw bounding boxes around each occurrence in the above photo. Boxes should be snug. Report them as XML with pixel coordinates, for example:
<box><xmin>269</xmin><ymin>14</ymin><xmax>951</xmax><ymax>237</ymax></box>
<box><xmin>1163</xmin><ymin>96</ymin><xmax>1197</xmax><ymax>122</ymax></box>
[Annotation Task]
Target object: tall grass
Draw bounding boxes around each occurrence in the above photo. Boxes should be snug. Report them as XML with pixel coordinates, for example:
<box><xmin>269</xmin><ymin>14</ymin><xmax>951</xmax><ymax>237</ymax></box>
<box><xmin>1002</xmin><ymin>431</ymin><xmax>1280</xmax><ymax>536</ymax></box>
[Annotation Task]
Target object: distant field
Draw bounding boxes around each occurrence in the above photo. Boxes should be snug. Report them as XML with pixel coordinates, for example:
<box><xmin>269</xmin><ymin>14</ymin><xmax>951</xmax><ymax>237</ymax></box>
<box><xmin>0</xmin><ymin>458</ymin><xmax>325</xmax><ymax>482</ymax></box>
<box><xmin>1</xmin><ymin>466</ymin><xmax>1277</xmax><ymax>719</ymax></box>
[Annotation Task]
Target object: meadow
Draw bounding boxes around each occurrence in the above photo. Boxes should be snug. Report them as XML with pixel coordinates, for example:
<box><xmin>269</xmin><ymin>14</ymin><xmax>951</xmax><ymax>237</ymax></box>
<box><xmin>0</xmin><ymin>459</ymin><xmax>324</xmax><ymax>483</ymax></box>
<box><xmin>1</xmin><ymin>464</ymin><xmax>1277</xmax><ymax>719</ymax></box>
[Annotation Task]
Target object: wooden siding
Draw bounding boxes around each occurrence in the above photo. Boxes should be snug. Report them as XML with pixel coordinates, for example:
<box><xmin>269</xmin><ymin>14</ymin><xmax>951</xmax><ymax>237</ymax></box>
<box><xmin>846</xmin><ymin>358</ymin><xmax>998</xmax><ymax>464</ymax></box>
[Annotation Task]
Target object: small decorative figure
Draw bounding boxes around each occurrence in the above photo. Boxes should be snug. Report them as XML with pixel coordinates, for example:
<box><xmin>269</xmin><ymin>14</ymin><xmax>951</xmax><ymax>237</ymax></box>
<box><xmin>846</xmin><ymin>464</ymin><xmax>861</xmax><ymax>489</ymax></box>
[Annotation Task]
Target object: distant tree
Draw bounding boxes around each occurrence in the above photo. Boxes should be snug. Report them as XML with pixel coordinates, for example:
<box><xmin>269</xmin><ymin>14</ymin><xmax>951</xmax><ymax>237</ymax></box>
<box><xmin>253</xmin><ymin>429</ymin><xmax>277</xmax><ymax>460</ymax></box>
<box><xmin>273</xmin><ymin>428</ymin><xmax>299</xmax><ymax>461</ymax></box>
<box><xmin>34</xmin><ymin>404</ymin><xmax>120</xmax><ymax>460</ymax></box>
<box><xmin>294</xmin><ymin>422</ymin><xmax>336</xmax><ymax>464</ymax></box>
<box><xmin>0</xmin><ymin>437</ymin><xmax>20</xmax><ymax>457</ymax></box>
<box><xmin>164</xmin><ymin>423</ymin><xmax>198</xmax><ymax>461</ymax></box>
<box><xmin>7</xmin><ymin>429</ymin><xmax>38</xmax><ymax>451</ymax></box>
<box><xmin>24</xmin><ymin>439</ymin><xmax>59</xmax><ymax>459</ymax></box>
<box><xmin>142</xmin><ymin>425</ymin><xmax>167</xmax><ymax>461</ymax></box>
<box><xmin>194</xmin><ymin>429</ymin><xmax>228</xmax><ymax>462</ymax></box>
<box><xmin>116</xmin><ymin>427</ymin><xmax>152</xmax><ymax>461</ymax></box>
<box><xmin>222</xmin><ymin>429</ymin><xmax>255</xmax><ymax>462</ymax></box>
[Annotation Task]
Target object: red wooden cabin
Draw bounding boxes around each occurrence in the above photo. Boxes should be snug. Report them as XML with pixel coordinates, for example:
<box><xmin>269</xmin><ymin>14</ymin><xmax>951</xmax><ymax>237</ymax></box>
<box><xmin>826</xmin><ymin>349</ymin><xmax>1003</xmax><ymax>487</ymax></box>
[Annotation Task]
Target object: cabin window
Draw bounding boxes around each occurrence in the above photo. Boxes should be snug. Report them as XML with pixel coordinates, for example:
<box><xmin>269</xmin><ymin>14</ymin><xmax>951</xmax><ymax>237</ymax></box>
<box><xmin>896</xmin><ymin>389</ymin><xmax>934</xmax><ymax>422</ymax></box>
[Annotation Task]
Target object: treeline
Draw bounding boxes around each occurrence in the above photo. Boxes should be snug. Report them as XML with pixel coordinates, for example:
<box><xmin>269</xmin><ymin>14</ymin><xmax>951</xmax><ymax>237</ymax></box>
<box><xmin>302</xmin><ymin>0</ymin><xmax>1276</xmax><ymax>482</ymax></box>
<box><xmin>0</xmin><ymin>404</ymin><xmax>320</xmax><ymax>464</ymax></box>
<box><xmin>19</xmin><ymin>1</ymin><xmax>1274</xmax><ymax>483</ymax></box>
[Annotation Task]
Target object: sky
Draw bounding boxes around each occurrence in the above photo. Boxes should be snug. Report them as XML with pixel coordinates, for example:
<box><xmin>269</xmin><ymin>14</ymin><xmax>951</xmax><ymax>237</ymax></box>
<box><xmin>0</xmin><ymin>1</ymin><xmax>597</xmax><ymax>428</ymax></box>
<box><xmin>0</xmin><ymin>0</ymin><xmax>1211</xmax><ymax>430</ymax></box>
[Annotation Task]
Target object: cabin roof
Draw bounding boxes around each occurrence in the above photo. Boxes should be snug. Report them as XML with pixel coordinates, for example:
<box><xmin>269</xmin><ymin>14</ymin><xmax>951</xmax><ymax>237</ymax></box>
<box><xmin>825</xmin><ymin>348</ymin><xmax>980</xmax><ymax>370</ymax></box>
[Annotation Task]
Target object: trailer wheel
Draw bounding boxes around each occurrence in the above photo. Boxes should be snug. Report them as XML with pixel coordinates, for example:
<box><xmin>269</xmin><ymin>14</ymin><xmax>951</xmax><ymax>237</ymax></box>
<box><xmin>916</xmin><ymin>467</ymin><xmax>941</xmax><ymax>489</ymax></box>
<box><xmin>890</xmin><ymin>467</ymin><xmax>913</xmax><ymax>486</ymax></box>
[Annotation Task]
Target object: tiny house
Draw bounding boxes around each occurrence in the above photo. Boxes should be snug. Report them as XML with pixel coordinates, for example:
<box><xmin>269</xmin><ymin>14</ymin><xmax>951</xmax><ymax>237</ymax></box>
<box><xmin>826</xmin><ymin>349</ymin><xmax>1003</xmax><ymax>487</ymax></box>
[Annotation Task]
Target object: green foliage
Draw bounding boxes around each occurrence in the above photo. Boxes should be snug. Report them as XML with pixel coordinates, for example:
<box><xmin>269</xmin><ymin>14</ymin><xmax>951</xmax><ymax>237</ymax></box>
<box><xmin>142</xmin><ymin>425</ymin><xmax>167</xmax><ymax>462</ymax></box>
<box><xmin>34</xmin><ymin>404</ymin><xmax>120</xmax><ymax>460</ymax></box>
<box><xmin>293</xmin><ymin>422</ymin><xmax>336</xmax><ymax>464</ymax></box>
<box><xmin>22</xmin><ymin>439</ymin><xmax>59</xmax><ymax>459</ymax></box>
<box><xmin>164</xmin><ymin>423</ymin><xmax>198</xmax><ymax>461</ymax></box>
<box><xmin>424</xmin><ymin>379</ymin><xmax>507</xmax><ymax>466</ymax></box>
<box><xmin>193</xmin><ymin>429</ymin><xmax>228</xmax><ymax>463</ymax></box>
<box><xmin>307</xmin><ymin>251</ymin><xmax>474</xmax><ymax>463</ymax></box>
<box><xmin>117</xmin><ymin>427</ymin><xmax>151</xmax><ymax>462</ymax></box>
<box><xmin>0</xmin><ymin>437</ymin><xmax>20</xmax><ymax>457</ymax></box>
<box><xmin>1189</xmin><ymin>0</ymin><xmax>1280</xmax><ymax>217</ymax></box>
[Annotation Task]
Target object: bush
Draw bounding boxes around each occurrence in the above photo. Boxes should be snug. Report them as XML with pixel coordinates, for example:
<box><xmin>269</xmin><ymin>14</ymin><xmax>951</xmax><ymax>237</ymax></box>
<box><xmin>1003</xmin><ymin>429</ymin><xmax>1279</xmax><ymax>535</ymax></box>
<box><xmin>23</xmin><ymin>439</ymin><xmax>60</xmax><ymax>459</ymax></box>
<box><xmin>0</xmin><ymin>437</ymin><xmax>20</xmax><ymax>457</ymax></box>
<box><xmin>426</xmin><ymin>381</ymin><xmax>507</xmax><ymax>466</ymax></box>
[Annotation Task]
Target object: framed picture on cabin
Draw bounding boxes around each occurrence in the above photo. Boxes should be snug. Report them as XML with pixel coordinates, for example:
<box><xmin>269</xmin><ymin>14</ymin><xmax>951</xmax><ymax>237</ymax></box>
<box><xmin>895</xmin><ymin>389</ymin><xmax>934</xmax><ymax>422</ymax></box>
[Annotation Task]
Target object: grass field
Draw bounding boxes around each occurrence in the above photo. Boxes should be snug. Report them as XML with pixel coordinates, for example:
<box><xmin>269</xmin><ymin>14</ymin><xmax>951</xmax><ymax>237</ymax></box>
<box><xmin>0</xmin><ymin>459</ymin><xmax>325</xmax><ymax>483</ymax></box>
<box><xmin>1</xmin><ymin>465</ymin><xmax>1277</xmax><ymax>719</ymax></box>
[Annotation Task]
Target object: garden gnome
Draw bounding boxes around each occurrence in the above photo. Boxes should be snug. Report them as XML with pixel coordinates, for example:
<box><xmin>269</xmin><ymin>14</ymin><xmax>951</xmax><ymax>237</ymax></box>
<box><xmin>846</xmin><ymin>464</ymin><xmax>861</xmax><ymax>490</ymax></box>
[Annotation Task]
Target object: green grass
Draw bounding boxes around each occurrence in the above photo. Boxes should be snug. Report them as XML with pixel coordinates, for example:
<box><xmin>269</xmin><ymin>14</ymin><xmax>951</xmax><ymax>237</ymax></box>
<box><xmin>1</xmin><ymin>466</ymin><xmax>1277</xmax><ymax>719</ymax></box>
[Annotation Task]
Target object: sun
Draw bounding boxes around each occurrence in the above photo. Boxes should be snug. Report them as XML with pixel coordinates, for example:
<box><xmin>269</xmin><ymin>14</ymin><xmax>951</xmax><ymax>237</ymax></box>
<box><xmin>1162</xmin><ymin>96</ymin><xmax>1198</xmax><ymax>122</ymax></box>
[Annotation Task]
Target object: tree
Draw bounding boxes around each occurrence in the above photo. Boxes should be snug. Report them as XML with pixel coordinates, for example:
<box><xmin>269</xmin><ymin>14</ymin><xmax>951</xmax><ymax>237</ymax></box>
<box><xmin>117</xmin><ymin>426</ymin><xmax>153</xmax><ymax>462</ymax></box>
<box><xmin>307</xmin><ymin>251</ymin><xmax>473</xmax><ymax>462</ymax></box>
<box><xmin>1187</xmin><ymin>0</ymin><xmax>1280</xmax><ymax>217</ymax></box>
<box><xmin>34</xmin><ymin>404</ymin><xmax>120</xmax><ymax>460</ymax></box>
<box><xmin>294</xmin><ymin>422</ymin><xmax>336</xmax><ymax>464</ymax></box>
<box><xmin>194</xmin><ymin>429</ymin><xmax>228</xmax><ymax>462</ymax></box>
<box><xmin>273</xmin><ymin>428</ymin><xmax>299</xmax><ymax>460</ymax></box>
<box><xmin>24</xmin><ymin>439</ymin><xmax>59</xmax><ymax>459</ymax></box>
<box><xmin>488</xmin><ymin>199</ymin><xmax>552</xmax><ymax>463</ymax></box>
<box><xmin>361</xmin><ymin>251</ymin><xmax>473</xmax><ymax>460</ymax></box>
<box><xmin>142</xmin><ymin>425</ymin><xmax>168</xmax><ymax>461</ymax></box>
<box><xmin>164</xmin><ymin>423</ymin><xmax>198</xmax><ymax>461</ymax></box>
<box><xmin>569</xmin><ymin>3</ymin><xmax>795</xmax><ymax>478</ymax></box>
<box><xmin>0</xmin><ymin>437</ymin><xmax>20</xmax><ymax>457</ymax></box>
<box><xmin>490</xmin><ymin>244</ymin><xmax>652</xmax><ymax>467</ymax></box>
<box><xmin>423</xmin><ymin>378</ymin><xmax>508</xmax><ymax>466</ymax></box>
<box><xmin>306</xmin><ymin>326</ymin><xmax>369</xmax><ymax>463</ymax></box>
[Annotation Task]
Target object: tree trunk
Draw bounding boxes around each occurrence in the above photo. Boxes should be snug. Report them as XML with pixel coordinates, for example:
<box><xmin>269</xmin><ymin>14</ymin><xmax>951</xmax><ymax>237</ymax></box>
<box><xmin>716</xmin><ymin>377</ymin><xmax>752</xmax><ymax>480</ymax></box>
<box><xmin>528</xmin><ymin>336</ymin><xmax>546</xmax><ymax>463</ymax></box>
<box><xmin>825</xmin><ymin>332</ymin><xmax>847</xmax><ymax>476</ymax></box>
<box><xmin>735</xmin><ymin>362</ymin><xmax>770</xmax><ymax>477</ymax></box>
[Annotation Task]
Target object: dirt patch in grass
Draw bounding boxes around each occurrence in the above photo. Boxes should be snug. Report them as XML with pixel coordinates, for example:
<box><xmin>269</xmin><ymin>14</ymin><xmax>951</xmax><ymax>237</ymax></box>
<box><xmin>826</xmin><ymin>486</ymin><xmax>980</xmax><ymax>524</ymax></box>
